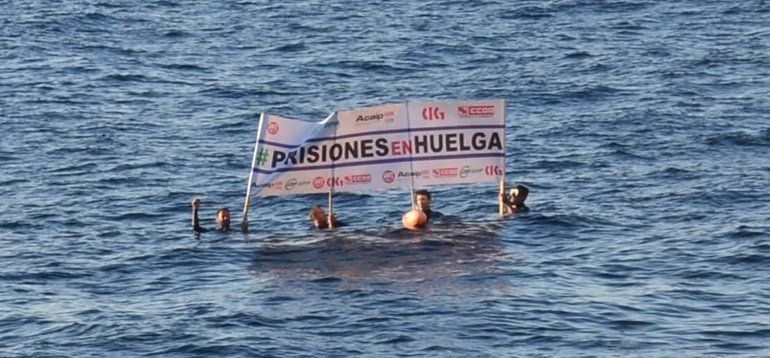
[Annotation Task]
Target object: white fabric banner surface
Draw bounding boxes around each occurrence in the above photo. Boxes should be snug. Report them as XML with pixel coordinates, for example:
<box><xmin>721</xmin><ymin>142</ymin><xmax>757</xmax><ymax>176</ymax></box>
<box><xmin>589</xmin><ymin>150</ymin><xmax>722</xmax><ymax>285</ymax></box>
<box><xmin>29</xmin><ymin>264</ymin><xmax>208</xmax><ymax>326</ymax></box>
<box><xmin>250</xmin><ymin>100</ymin><xmax>505</xmax><ymax>197</ymax></box>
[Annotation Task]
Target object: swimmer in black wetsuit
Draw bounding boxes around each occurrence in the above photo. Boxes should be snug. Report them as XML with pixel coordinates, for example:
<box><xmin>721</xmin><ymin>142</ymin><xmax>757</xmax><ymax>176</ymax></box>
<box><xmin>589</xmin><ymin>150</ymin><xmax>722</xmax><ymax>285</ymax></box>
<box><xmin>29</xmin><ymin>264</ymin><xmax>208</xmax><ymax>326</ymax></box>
<box><xmin>191</xmin><ymin>198</ymin><xmax>231</xmax><ymax>232</ymax></box>
<box><xmin>309</xmin><ymin>205</ymin><xmax>342</xmax><ymax>229</ymax></box>
<box><xmin>501</xmin><ymin>185</ymin><xmax>529</xmax><ymax>215</ymax></box>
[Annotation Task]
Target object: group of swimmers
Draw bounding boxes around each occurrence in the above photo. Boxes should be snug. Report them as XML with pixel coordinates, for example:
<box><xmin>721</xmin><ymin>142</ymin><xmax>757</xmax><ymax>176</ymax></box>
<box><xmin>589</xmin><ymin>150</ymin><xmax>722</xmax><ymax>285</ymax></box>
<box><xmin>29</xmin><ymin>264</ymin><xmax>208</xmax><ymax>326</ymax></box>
<box><xmin>191</xmin><ymin>185</ymin><xmax>529</xmax><ymax>233</ymax></box>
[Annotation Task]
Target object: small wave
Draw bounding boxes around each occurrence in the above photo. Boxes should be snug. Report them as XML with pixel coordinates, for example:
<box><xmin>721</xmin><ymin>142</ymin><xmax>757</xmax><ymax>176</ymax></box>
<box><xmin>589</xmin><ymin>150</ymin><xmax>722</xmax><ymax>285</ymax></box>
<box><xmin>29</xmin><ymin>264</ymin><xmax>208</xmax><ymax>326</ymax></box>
<box><xmin>310</xmin><ymin>276</ymin><xmax>343</xmax><ymax>283</ymax></box>
<box><xmin>559</xmin><ymin>85</ymin><xmax>624</xmax><ymax>100</ymax></box>
<box><xmin>527</xmin><ymin>213</ymin><xmax>593</xmax><ymax>229</ymax></box>
<box><xmin>373</xmin><ymin>333</ymin><xmax>416</xmax><ymax>344</ymax></box>
<box><xmin>102</xmin><ymin>73</ymin><xmax>151</xmax><ymax>82</ymax></box>
<box><xmin>564</xmin><ymin>51</ymin><xmax>593</xmax><ymax>59</ymax></box>
<box><xmin>107</xmin><ymin>212</ymin><xmax>166</xmax><ymax>221</ymax></box>
<box><xmin>706</xmin><ymin>128</ymin><xmax>770</xmax><ymax>148</ymax></box>
<box><xmin>106</xmin><ymin>161</ymin><xmax>168</xmax><ymax>172</ymax></box>
<box><xmin>645</xmin><ymin>166</ymin><xmax>699</xmax><ymax>180</ymax></box>
<box><xmin>611</xmin><ymin>21</ymin><xmax>648</xmax><ymax>31</ymax></box>
<box><xmin>197</xmin><ymin>86</ymin><xmax>291</xmax><ymax>98</ymax></box>
<box><xmin>610</xmin><ymin>319</ymin><xmax>655</xmax><ymax>329</ymax></box>
<box><xmin>0</xmin><ymin>221</ymin><xmax>25</xmax><ymax>229</ymax></box>
<box><xmin>270</xmin><ymin>42</ymin><xmax>307</xmax><ymax>52</ymax></box>
<box><xmin>499</xmin><ymin>6</ymin><xmax>553</xmax><ymax>20</ymax></box>
<box><xmin>158</xmin><ymin>63</ymin><xmax>207</xmax><ymax>71</ymax></box>
<box><xmin>163</xmin><ymin>30</ymin><xmax>189</xmax><ymax>38</ymax></box>
<box><xmin>722</xmin><ymin>253</ymin><xmax>770</xmax><ymax>265</ymax></box>
<box><xmin>702</xmin><ymin>328</ymin><xmax>770</xmax><ymax>338</ymax></box>
<box><xmin>50</xmin><ymin>162</ymin><xmax>99</xmax><ymax>174</ymax></box>
<box><xmin>205</xmin><ymin>312</ymin><xmax>282</xmax><ymax>327</ymax></box>
<box><xmin>532</xmin><ymin>159</ymin><xmax>585</xmax><ymax>170</ymax></box>
<box><xmin>725</xmin><ymin>225</ymin><xmax>767</xmax><ymax>239</ymax></box>
<box><xmin>328</xmin><ymin>60</ymin><xmax>412</xmax><ymax>74</ymax></box>
<box><xmin>82</xmin><ymin>12</ymin><xmax>114</xmax><ymax>22</ymax></box>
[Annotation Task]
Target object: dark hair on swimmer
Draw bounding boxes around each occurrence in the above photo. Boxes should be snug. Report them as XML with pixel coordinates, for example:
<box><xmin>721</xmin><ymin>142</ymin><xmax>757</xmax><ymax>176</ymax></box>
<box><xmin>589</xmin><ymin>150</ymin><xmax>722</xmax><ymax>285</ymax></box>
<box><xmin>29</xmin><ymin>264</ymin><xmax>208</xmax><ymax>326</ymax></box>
<box><xmin>217</xmin><ymin>207</ymin><xmax>230</xmax><ymax>215</ymax></box>
<box><xmin>516</xmin><ymin>185</ymin><xmax>529</xmax><ymax>200</ymax></box>
<box><xmin>309</xmin><ymin>206</ymin><xmax>325</xmax><ymax>221</ymax></box>
<box><xmin>414</xmin><ymin>189</ymin><xmax>431</xmax><ymax>199</ymax></box>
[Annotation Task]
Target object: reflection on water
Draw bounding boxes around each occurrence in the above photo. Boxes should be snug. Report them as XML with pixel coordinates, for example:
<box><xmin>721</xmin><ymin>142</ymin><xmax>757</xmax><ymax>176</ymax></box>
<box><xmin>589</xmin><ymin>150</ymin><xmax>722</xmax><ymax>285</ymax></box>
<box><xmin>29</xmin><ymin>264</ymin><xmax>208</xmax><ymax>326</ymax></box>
<box><xmin>247</xmin><ymin>221</ymin><xmax>512</xmax><ymax>294</ymax></box>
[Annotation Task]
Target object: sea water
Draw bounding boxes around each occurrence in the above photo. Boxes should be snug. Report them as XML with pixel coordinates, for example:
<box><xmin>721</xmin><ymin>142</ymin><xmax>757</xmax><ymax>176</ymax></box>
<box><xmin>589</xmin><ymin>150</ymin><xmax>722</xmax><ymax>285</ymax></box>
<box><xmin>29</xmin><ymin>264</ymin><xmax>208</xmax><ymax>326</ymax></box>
<box><xmin>2</xmin><ymin>1</ymin><xmax>769</xmax><ymax>356</ymax></box>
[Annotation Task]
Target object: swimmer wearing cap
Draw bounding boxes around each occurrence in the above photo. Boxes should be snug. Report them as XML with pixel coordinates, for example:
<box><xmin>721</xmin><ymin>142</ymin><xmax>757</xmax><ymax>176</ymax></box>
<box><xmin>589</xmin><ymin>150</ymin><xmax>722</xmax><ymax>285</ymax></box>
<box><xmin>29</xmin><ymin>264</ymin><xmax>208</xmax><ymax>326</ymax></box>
<box><xmin>191</xmin><ymin>198</ymin><xmax>231</xmax><ymax>232</ymax></box>
<box><xmin>501</xmin><ymin>185</ymin><xmax>529</xmax><ymax>215</ymax></box>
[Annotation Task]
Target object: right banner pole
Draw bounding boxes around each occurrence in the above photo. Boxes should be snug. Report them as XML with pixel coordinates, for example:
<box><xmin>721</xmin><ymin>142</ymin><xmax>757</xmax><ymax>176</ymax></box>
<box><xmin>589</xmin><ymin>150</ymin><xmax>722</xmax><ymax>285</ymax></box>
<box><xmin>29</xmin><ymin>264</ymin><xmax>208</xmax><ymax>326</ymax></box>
<box><xmin>499</xmin><ymin>178</ymin><xmax>505</xmax><ymax>217</ymax></box>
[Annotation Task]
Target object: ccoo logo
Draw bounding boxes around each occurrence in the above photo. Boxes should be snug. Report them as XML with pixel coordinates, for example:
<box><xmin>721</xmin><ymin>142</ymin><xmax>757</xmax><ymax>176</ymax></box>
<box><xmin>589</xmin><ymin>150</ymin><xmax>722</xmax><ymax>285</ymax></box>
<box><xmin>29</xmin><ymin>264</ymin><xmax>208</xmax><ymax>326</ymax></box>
<box><xmin>458</xmin><ymin>105</ymin><xmax>495</xmax><ymax>118</ymax></box>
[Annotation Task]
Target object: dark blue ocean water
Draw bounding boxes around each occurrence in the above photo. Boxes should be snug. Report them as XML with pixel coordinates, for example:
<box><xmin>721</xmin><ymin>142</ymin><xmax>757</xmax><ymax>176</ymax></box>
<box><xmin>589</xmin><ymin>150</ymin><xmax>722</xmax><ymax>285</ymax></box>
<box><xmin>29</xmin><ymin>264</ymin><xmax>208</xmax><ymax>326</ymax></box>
<box><xmin>2</xmin><ymin>1</ymin><xmax>770</xmax><ymax>356</ymax></box>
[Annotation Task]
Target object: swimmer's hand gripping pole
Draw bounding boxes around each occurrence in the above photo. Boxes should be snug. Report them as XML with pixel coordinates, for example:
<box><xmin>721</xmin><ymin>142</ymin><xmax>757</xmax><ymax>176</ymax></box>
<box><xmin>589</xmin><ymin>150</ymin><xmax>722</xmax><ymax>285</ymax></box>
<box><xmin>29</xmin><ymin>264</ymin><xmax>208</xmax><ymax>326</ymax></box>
<box><xmin>241</xmin><ymin>112</ymin><xmax>265</xmax><ymax>233</ymax></box>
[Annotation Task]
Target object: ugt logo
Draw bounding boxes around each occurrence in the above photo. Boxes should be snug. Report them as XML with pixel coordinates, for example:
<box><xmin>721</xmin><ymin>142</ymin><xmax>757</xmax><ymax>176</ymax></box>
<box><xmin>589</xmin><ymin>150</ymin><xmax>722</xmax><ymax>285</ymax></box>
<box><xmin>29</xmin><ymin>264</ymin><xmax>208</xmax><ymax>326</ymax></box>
<box><xmin>484</xmin><ymin>165</ymin><xmax>504</xmax><ymax>176</ymax></box>
<box><xmin>422</xmin><ymin>107</ymin><xmax>445</xmax><ymax>120</ymax></box>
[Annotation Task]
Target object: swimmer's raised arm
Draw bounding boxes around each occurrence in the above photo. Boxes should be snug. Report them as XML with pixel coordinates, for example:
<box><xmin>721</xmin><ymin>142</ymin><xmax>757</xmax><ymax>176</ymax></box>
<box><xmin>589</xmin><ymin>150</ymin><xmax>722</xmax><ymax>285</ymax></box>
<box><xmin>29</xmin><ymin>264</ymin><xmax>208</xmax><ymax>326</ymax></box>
<box><xmin>191</xmin><ymin>198</ymin><xmax>205</xmax><ymax>232</ymax></box>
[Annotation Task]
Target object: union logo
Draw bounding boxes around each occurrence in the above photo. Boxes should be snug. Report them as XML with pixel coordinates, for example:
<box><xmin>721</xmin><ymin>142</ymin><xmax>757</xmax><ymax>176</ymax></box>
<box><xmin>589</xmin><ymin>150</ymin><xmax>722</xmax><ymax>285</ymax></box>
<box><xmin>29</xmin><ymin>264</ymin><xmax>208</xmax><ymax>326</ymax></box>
<box><xmin>267</xmin><ymin>121</ymin><xmax>279</xmax><ymax>135</ymax></box>
<box><xmin>382</xmin><ymin>170</ymin><xmax>395</xmax><ymax>183</ymax></box>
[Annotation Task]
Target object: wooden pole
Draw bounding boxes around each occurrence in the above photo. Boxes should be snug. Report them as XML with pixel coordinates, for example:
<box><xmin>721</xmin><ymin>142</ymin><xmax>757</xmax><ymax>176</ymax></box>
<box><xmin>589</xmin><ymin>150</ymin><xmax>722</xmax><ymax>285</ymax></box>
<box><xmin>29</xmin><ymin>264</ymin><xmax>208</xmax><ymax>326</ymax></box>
<box><xmin>499</xmin><ymin>178</ymin><xmax>506</xmax><ymax>217</ymax></box>
<box><xmin>327</xmin><ymin>186</ymin><xmax>334</xmax><ymax>230</ymax></box>
<box><xmin>241</xmin><ymin>113</ymin><xmax>265</xmax><ymax>233</ymax></box>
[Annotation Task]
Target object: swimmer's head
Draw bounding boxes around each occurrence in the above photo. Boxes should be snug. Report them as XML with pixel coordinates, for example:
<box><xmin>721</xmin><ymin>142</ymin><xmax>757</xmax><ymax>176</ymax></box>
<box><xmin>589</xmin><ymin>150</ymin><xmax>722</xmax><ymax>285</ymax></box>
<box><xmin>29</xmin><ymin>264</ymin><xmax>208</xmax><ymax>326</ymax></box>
<box><xmin>402</xmin><ymin>210</ymin><xmax>427</xmax><ymax>230</ymax></box>
<box><xmin>414</xmin><ymin>189</ymin><xmax>432</xmax><ymax>212</ymax></box>
<box><xmin>216</xmin><ymin>207</ymin><xmax>231</xmax><ymax>230</ymax></box>
<box><xmin>511</xmin><ymin>185</ymin><xmax>529</xmax><ymax>205</ymax></box>
<box><xmin>309</xmin><ymin>206</ymin><xmax>327</xmax><ymax>228</ymax></box>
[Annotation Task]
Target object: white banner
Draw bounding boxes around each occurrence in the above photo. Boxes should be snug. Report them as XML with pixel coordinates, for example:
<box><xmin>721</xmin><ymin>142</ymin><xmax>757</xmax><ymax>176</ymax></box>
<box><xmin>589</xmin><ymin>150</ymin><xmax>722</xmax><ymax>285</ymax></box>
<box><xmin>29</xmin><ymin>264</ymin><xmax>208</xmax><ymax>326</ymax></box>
<box><xmin>250</xmin><ymin>100</ymin><xmax>505</xmax><ymax>197</ymax></box>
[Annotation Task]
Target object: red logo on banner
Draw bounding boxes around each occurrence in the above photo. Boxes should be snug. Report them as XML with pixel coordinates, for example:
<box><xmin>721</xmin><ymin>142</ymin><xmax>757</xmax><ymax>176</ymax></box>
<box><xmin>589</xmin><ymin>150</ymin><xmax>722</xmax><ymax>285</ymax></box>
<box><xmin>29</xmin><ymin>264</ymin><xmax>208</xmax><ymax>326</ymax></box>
<box><xmin>484</xmin><ymin>166</ymin><xmax>504</xmax><ymax>176</ymax></box>
<box><xmin>422</xmin><ymin>107</ymin><xmax>445</xmax><ymax>120</ymax></box>
<box><xmin>382</xmin><ymin>170</ymin><xmax>395</xmax><ymax>183</ymax></box>
<box><xmin>345</xmin><ymin>174</ymin><xmax>372</xmax><ymax>184</ymax></box>
<box><xmin>432</xmin><ymin>167</ymin><xmax>459</xmax><ymax>178</ymax></box>
<box><xmin>267</xmin><ymin>121</ymin><xmax>279</xmax><ymax>135</ymax></box>
<box><xmin>458</xmin><ymin>105</ymin><xmax>495</xmax><ymax>118</ymax></box>
<box><xmin>313</xmin><ymin>176</ymin><xmax>325</xmax><ymax>189</ymax></box>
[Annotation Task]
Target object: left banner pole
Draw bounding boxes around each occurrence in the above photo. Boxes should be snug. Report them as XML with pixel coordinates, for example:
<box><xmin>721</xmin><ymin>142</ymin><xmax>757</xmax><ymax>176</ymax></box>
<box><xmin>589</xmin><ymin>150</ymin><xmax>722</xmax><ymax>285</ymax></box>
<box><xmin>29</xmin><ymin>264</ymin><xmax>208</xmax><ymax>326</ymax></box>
<box><xmin>241</xmin><ymin>112</ymin><xmax>265</xmax><ymax>233</ymax></box>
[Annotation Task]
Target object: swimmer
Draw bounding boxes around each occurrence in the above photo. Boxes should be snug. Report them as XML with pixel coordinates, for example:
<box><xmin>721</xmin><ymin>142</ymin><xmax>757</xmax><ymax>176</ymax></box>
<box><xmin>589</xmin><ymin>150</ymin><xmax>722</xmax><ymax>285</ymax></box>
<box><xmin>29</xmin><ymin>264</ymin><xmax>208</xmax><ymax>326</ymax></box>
<box><xmin>191</xmin><ymin>198</ymin><xmax>231</xmax><ymax>232</ymax></box>
<box><xmin>501</xmin><ymin>185</ymin><xmax>529</xmax><ymax>215</ymax></box>
<box><xmin>414</xmin><ymin>189</ymin><xmax>443</xmax><ymax>221</ymax></box>
<box><xmin>309</xmin><ymin>206</ymin><xmax>341</xmax><ymax>229</ymax></box>
<box><xmin>402</xmin><ymin>189</ymin><xmax>443</xmax><ymax>230</ymax></box>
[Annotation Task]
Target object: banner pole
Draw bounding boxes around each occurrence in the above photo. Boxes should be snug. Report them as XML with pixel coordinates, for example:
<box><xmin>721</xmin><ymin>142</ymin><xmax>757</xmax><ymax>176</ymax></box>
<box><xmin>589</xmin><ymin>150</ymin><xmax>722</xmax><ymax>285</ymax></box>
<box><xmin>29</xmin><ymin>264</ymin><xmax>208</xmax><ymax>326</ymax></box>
<box><xmin>499</xmin><ymin>178</ymin><xmax>506</xmax><ymax>217</ymax></box>
<box><xmin>241</xmin><ymin>112</ymin><xmax>265</xmax><ymax>233</ymax></box>
<box><xmin>328</xmin><ymin>111</ymin><xmax>337</xmax><ymax>229</ymax></box>
<box><xmin>328</xmin><ymin>186</ymin><xmax>334</xmax><ymax>229</ymax></box>
<box><xmin>405</xmin><ymin>101</ymin><xmax>416</xmax><ymax>211</ymax></box>
<box><xmin>499</xmin><ymin>99</ymin><xmax>507</xmax><ymax>217</ymax></box>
